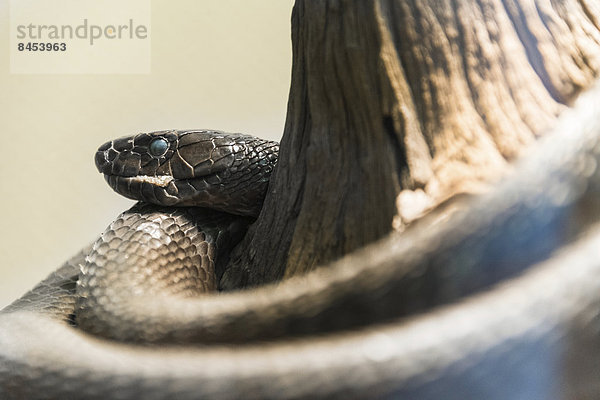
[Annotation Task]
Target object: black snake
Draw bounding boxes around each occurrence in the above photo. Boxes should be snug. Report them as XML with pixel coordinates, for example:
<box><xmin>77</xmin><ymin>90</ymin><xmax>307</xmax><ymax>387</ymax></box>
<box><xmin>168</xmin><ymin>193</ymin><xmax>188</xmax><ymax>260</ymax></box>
<box><xmin>2</xmin><ymin>82</ymin><xmax>600</xmax><ymax>399</ymax></box>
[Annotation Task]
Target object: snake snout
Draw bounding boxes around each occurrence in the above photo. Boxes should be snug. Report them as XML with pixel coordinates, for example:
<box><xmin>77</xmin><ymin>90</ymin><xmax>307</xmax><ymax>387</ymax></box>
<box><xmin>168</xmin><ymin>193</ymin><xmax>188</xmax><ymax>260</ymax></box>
<box><xmin>95</xmin><ymin>139</ymin><xmax>141</xmax><ymax>177</ymax></box>
<box><xmin>95</xmin><ymin>144</ymin><xmax>114</xmax><ymax>175</ymax></box>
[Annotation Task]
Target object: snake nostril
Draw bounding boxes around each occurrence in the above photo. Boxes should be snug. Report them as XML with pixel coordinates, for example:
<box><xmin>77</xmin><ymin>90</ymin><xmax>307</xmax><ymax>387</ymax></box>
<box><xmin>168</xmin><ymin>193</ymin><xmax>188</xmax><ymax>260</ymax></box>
<box><xmin>107</xmin><ymin>148</ymin><xmax>118</xmax><ymax>162</ymax></box>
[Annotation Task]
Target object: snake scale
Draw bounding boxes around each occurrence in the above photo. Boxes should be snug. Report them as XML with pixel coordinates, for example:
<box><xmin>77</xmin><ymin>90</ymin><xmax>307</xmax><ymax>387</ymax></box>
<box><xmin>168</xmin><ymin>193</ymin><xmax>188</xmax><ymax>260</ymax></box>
<box><xmin>2</xmin><ymin>81</ymin><xmax>600</xmax><ymax>398</ymax></box>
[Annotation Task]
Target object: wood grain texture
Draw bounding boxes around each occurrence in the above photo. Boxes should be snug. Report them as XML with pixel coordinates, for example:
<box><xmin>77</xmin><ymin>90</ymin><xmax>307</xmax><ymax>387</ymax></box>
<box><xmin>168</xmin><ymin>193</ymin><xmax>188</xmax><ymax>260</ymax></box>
<box><xmin>222</xmin><ymin>0</ymin><xmax>600</xmax><ymax>288</ymax></box>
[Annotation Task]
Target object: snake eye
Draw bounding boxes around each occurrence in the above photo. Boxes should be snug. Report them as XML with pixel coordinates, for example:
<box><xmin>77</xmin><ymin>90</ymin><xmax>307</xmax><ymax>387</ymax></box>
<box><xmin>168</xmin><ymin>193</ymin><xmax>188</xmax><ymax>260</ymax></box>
<box><xmin>149</xmin><ymin>138</ymin><xmax>169</xmax><ymax>157</ymax></box>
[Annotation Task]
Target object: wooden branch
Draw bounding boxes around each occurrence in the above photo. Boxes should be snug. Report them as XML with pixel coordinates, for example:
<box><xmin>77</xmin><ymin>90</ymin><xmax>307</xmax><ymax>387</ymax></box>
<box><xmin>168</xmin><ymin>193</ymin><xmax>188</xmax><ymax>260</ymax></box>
<box><xmin>221</xmin><ymin>0</ymin><xmax>600</xmax><ymax>289</ymax></box>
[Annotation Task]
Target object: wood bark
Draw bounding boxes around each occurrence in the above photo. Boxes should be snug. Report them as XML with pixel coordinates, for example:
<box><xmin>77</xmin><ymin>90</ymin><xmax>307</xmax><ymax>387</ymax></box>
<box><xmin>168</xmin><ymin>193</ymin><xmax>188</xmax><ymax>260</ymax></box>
<box><xmin>221</xmin><ymin>0</ymin><xmax>600</xmax><ymax>289</ymax></box>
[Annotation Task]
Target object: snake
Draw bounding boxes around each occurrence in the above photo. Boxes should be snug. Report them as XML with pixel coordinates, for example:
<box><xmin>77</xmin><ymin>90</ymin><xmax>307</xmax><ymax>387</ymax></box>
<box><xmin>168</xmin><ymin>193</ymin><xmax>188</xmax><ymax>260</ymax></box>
<box><xmin>2</xmin><ymin>81</ymin><xmax>600</xmax><ymax>399</ymax></box>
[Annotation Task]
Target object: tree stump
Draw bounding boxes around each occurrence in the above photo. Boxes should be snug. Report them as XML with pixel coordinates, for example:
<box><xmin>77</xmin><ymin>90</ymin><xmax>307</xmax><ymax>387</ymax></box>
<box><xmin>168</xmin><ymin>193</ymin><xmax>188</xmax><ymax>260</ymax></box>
<box><xmin>222</xmin><ymin>0</ymin><xmax>600</xmax><ymax>290</ymax></box>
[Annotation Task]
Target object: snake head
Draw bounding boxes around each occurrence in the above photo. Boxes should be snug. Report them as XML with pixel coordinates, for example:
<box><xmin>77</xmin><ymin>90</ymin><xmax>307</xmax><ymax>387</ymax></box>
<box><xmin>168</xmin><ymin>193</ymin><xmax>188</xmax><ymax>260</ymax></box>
<box><xmin>95</xmin><ymin>130</ymin><xmax>279</xmax><ymax>216</ymax></box>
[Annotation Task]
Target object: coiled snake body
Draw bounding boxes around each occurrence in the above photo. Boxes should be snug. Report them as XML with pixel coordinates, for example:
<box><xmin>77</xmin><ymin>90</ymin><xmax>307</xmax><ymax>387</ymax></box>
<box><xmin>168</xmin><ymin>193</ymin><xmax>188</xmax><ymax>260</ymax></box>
<box><xmin>3</xmin><ymin>84</ymin><xmax>600</xmax><ymax>399</ymax></box>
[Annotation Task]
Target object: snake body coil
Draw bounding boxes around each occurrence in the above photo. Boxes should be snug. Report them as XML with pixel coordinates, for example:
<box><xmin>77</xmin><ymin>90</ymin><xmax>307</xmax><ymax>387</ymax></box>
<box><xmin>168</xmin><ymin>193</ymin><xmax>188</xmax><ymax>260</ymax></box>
<box><xmin>3</xmin><ymin>84</ymin><xmax>600</xmax><ymax>398</ymax></box>
<box><xmin>77</xmin><ymin>130</ymin><xmax>278</xmax><ymax>341</ymax></box>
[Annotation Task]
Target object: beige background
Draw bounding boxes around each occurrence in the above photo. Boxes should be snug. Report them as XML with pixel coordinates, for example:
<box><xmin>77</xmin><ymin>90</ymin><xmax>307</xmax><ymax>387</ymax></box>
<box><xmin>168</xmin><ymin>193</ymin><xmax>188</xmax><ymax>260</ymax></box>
<box><xmin>0</xmin><ymin>1</ymin><xmax>293</xmax><ymax>307</ymax></box>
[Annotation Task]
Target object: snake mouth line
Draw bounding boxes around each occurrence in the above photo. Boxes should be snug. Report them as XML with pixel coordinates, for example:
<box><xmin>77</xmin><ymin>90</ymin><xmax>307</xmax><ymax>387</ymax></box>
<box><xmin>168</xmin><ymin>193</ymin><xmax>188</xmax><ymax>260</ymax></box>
<box><xmin>104</xmin><ymin>174</ymin><xmax>182</xmax><ymax>205</ymax></box>
<box><xmin>106</xmin><ymin>174</ymin><xmax>174</xmax><ymax>188</ymax></box>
